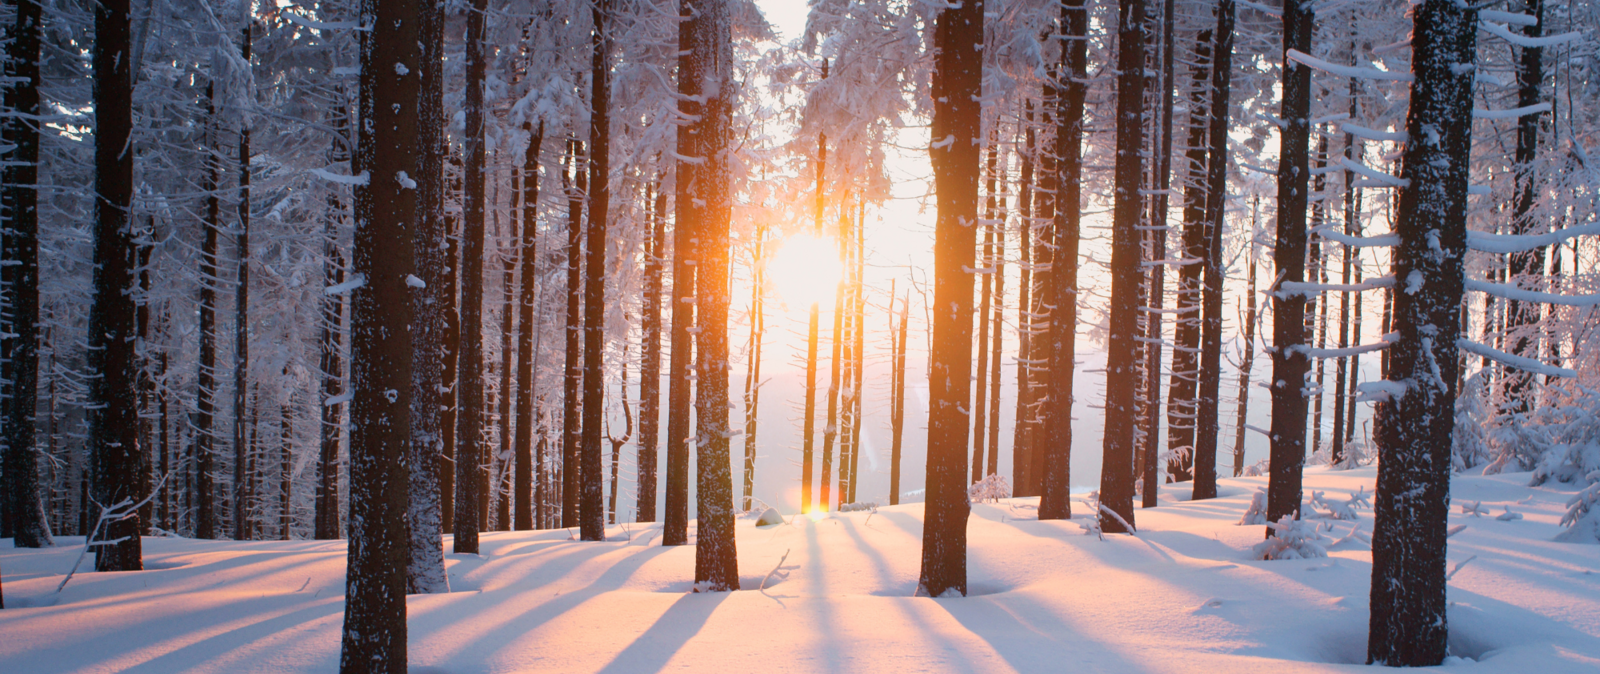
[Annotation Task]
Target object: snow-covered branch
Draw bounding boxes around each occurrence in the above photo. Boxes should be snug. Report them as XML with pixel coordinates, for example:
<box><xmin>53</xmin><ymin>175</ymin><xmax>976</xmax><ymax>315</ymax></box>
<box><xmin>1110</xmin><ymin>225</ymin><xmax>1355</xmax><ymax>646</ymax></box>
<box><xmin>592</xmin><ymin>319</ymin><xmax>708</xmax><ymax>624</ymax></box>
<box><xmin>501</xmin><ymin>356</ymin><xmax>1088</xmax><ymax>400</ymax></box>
<box><xmin>1456</xmin><ymin>339</ymin><xmax>1576</xmax><ymax>378</ymax></box>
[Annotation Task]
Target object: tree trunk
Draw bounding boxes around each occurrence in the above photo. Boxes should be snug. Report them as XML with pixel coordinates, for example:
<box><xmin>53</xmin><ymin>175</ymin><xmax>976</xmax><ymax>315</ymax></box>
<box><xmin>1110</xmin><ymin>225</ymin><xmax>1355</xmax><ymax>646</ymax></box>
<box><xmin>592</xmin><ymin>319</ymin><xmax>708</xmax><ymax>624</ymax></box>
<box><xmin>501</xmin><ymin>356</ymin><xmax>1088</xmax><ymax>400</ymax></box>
<box><xmin>339</xmin><ymin>0</ymin><xmax>418</xmax><ymax>663</ymax></box>
<box><xmin>1191</xmin><ymin>0</ymin><xmax>1233</xmax><ymax>501</ymax></box>
<box><xmin>315</xmin><ymin>111</ymin><xmax>348</xmax><ymax>541</ymax></box>
<box><xmin>1039</xmin><ymin>0</ymin><xmax>1085</xmax><ymax>521</ymax></box>
<box><xmin>279</xmin><ymin>390</ymin><xmax>292</xmax><ymax>540</ymax></box>
<box><xmin>1232</xmin><ymin>199</ymin><xmax>1259</xmax><ymax>478</ymax></box>
<box><xmin>579</xmin><ymin>0</ymin><xmax>614</xmax><ymax>542</ymax></box>
<box><xmin>561</xmin><ymin>140</ymin><xmax>586</xmax><ymax>531</ymax></box>
<box><xmin>607</xmin><ymin>350</ymin><xmax>633</xmax><ymax>524</ymax></box>
<box><xmin>890</xmin><ymin>289</ymin><xmax>909</xmax><ymax>505</ymax></box>
<box><xmin>514</xmin><ymin>122</ymin><xmax>543</xmax><ymax>531</ymax></box>
<box><xmin>194</xmin><ymin>81</ymin><xmax>223</xmax><ymax>541</ymax></box>
<box><xmin>233</xmin><ymin>26</ymin><xmax>253</xmax><ymax>542</ymax></box>
<box><xmin>88</xmin><ymin>0</ymin><xmax>142</xmax><ymax>571</ymax></box>
<box><xmin>1332</xmin><ymin>74</ymin><xmax>1360</xmax><ymax>466</ymax></box>
<box><xmin>1</xmin><ymin>0</ymin><xmax>46</xmax><ymax>548</ymax></box>
<box><xmin>638</xmin><ymin>178</ymin><xmax>664</xmax><ymax>522</ymax></box>
<box><xmin>800</xmin><ymin>60</ymin><xmax>828</xmax><ymax>514</ymax></box>
<box><xmin>1309</xmin><ymin>136</ymin><xmax>1329</xmax><ymax>460</ymax></box>
<box><xmin>1011</xmin><ymin>101</ymin><xmax>1034</xmax><ymax>495</ymax></box>
<box><xmin>820</xmin><ymin>212</ymin><xmax>847</xmax><ymax>511</ymax></box>
<box><xmin>1098</xmin><ymin>0</ymin><xmax>1145</xmax><ymax>534</ymax></box>
<box><xmin>663</xmin><ymin>0</ymin><xmax>699</xmax><ymax>545</ymax></box>
<box><xmin>1368</xmin><ymin>1</ymin><xmax>1476</xmax><ymax>665</ymax></box>
<box><xmin>741</xmin><ymin>224</ymin><xmax>764</xmax><ymax>511</ymax></box>
<box><xmin>440</xmin><ymin>152</ymin><xmax>461</xmax><ymax>534</ymax></box>
<box><xmin>1266</xmin><ymin>0</ymin><xmax>1314</xmax><ymax>529</ymax></box>
<box><xmin>1503</xmin><ymin>0</ymin><xmax>1546</xmax><ymax>412</ymax></box>
<box><xmin>1167</xmin><ymin>24</ymin><xmax>1213</xmax><ymax>486</ymax></box>
<box><xmin>495</xmin><ymin>171</ymin><xmax>517</xmax><ymax>533</ymax></box>
<box><xmin>848</xmin><ymin>206</ymin><xmax>866</xmax><ymax>503</ymax></box>
<box><xmin>919</xmin><ymin>0</ymin><xmax>982</xmax><ymax>597</ymax></box>
<box><xmin>971</xmin><ymin>142</ymin><xmax>997</xmax><ymax>480</ymax></box>
<box><xmin>689</xmin><ymin>0</ymin><xmax>738</xmax><ymax>590</ymax></box>
<box><xmin>1138</xmin><ymin>0</ymin><xmax>1176</xmax><ymax>501</ymax></box>
<box><xmin>986</xmin><ymin>194</ymin><xmax>1005</xmax><ymax>479</ymax></box>
<box><xmin>405</xmin><ymin>0</ymin><xmax>448</xmax><ymax>591</ymax></box>
<box><xmin>453</xmin><ymin>0</ymin><xmax>489</xmax><ymax>554</ymax></box>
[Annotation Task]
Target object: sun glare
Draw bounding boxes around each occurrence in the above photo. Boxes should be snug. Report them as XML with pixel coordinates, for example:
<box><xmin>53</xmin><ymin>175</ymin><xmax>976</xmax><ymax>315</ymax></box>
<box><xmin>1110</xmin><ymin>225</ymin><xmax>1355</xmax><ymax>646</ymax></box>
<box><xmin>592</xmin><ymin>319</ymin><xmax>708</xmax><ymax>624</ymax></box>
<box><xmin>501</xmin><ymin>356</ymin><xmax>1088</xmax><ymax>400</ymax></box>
<box><xmin>765</xmin><ymin>233</ymin><xmax>843</xmax><ymax>312</ymax></box>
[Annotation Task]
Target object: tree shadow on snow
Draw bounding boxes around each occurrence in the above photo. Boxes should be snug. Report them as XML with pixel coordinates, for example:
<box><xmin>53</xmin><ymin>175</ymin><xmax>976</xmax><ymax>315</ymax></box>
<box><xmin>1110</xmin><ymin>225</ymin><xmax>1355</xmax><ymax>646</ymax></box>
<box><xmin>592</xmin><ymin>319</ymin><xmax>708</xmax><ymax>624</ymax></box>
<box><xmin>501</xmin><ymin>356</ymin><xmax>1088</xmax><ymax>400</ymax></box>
<box><xmin>594</xmin><ymin>592</ymin><xmax>727</xmax><ymax>674</ymax></box>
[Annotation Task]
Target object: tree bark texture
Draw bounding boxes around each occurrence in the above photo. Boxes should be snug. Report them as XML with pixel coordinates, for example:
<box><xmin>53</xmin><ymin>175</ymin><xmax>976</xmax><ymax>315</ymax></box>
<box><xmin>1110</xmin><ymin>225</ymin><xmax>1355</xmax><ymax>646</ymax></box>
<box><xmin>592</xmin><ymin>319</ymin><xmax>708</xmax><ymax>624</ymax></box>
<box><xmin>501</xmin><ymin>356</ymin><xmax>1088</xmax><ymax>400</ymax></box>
<box><xmin>453</xmin><ymin>0</ymin><xmax>489</xmax><ymax>554</ymax></box>
<box><xmin>1367</xmin><ymin>0</ymin><xmax>1476</xmax><ymax>665</ymax></box>
<box><xmin>919</xmin><ymin>0</ymin><xmax>981</xmax><ymax>597</ymax></box>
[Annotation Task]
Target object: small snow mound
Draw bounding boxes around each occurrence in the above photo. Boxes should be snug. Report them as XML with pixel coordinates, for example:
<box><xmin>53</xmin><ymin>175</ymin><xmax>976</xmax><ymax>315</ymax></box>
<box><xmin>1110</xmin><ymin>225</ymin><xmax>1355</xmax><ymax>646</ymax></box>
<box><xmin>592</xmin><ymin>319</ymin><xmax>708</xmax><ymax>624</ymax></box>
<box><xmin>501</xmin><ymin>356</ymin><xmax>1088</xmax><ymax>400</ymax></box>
<box><xmin>753</xmin><ymin>507</ymin><xmax>785</xmax><ymax>528</ymax></box>
<box><xmin>838</xmin><ymin>501</ymin><xmax>878</xmax><ymax>513</ymax></box>
<box><xmin>1555</xmin><ymin>475</ymin><xmax>1600</xmax><ymax>544</ymax></box>
<box><xmin>1238</xmin><ymin>487</ymin><xmax>1269</xmax><ymax>525</ymax></box>
<box><xmin>1253</xmin><ymin>517</ymin><xmax>1329</xmax><ymax>560</ymax></box>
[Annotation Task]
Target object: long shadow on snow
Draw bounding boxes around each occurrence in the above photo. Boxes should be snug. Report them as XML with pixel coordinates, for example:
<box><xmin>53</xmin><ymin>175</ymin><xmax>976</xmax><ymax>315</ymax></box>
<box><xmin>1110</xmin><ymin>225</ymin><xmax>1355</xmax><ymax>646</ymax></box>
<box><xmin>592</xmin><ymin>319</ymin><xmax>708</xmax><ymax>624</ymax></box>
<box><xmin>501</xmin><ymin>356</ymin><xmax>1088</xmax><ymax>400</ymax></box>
<box><xmin>931</xmin><ymin>591</ymin><xmax>1156</xmax><ymax>674</ymax></box>
<box><xmin>413</xmin><ymin>541</ymin><xmax>675</xmax><ymax>663</ymax></box>
<box><xmin>86</xmin><ymin>595</ymin><xmax>343</xmax><ymax>673</ymax></box>
<box><xmin>595</xmin><ymin>591</ymin><xmax>728</xmax><ymax>674</ymax></box>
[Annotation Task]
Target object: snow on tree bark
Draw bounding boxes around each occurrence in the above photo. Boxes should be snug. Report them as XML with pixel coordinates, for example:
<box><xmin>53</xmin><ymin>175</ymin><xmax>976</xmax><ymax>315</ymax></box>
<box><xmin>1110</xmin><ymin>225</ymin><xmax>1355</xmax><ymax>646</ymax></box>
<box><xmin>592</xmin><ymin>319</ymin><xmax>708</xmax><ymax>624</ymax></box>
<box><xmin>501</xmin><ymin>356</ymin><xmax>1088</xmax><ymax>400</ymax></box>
<box><xmin>88</xmin><ymin>0</ymin><xmax>143</xmax><ymax>572</ymax></box>
<box><xmin>919</xmin><ymin>0</ymin><xmax>981</xmax><ymax>597</ymax></box>
<box><xmin>340</xmin><ymin>0</ymin><xmax>419</xmax><ymax>665</ymax></box>
<box><xmin>196</xmin><ymin>80</ymin><xmax>221</xmax><ymax>541</ymax></box>
<box><xmin>638</xmin><ymin>178</ymin><xmax>665</xmax><ymax>523</ymax></box>
<box><xmin>1367</xmin><ymin>0</ymin><xmax>1477</xmax><ymax>666</ymax></box>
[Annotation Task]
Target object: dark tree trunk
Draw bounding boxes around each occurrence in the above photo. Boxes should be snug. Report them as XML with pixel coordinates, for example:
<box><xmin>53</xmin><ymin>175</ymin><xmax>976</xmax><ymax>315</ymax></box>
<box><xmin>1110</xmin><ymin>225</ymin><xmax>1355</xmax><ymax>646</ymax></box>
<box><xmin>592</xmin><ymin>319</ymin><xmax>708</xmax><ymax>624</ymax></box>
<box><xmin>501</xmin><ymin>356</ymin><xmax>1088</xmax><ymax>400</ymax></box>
<box><xmin>580</xmin><ymin>0</ymin><xmax>613</xmax><ymax>542</ymax></box>
<box><xmin>1368</xmin><ymin>1</ymin><xmax>1476</xmax><ymax>665</ymax></box>
<box><xmin>986</xmin><ymin>206</ymin><xmax>1005</xmax><ymax>479</ymax></box>
<box><xmin>279</xmin><ymin>392</ymin><xmax>292</xmax><ymax>539</ymax></box>
<box><xmin>919</xmin><ymin>0</ymin><xmax>982</xmax><ymax>597</ymax></box>
<box><xmin>406</xmin><ymin>0</ymin><xmax>448</xmax><ymax>592</ymax></box>
<box><xmin>440</xmin><ymin>153</ymin><xmax>462</xmax><ymax>534</ymax></box>
<box><xmin>1309</xmin><ymin>136</ymin><xmax>1329</xmax><ymax>460</ymax></box>
<box><xmin>1191</xmin><ymin>0</ymin><xmax>1233</xmax><ymax>501</ymax></box>
<box><xmin>195</xmin><ymin>81</ymin><xmax>221</xmax><ymax>541</ymax></box>
<box><xmin>315</xmin><ymin>114</ymin><xmax>348</xmax><ymax>541</ymax></box>
<box><xmin>233</xmin><ymin>26</ymin><xmax>253</xmax><ymax>542</ymax></box>
<box><xmin>690</xmin><ymin>0</ymin><xmax>738</xmax><ymax>591</ymax></box>
<box><xmin>340</xmin><ymin>0</ymin><xmax>418</xmax><ymax>662</ymax></box>
<box><xmin>495</xmin><ymin>173</ymin><xmax>517</xmax><ymax>533</ymax></box>
<box><xmin>561</xmin><ymin>141</ymin><xmax>585</xmax><ymax>530</ymax></box>
<box><xmin>1011</xmin><ymin>101</ymin><xmax>1035</xmax><ymax>495</ymax></box>
<box><xmin>607</xmin><ymin>354</ymin><xmax>632</xmax><ymax>524</ymax></box>
<box><xmin>1332</xmin><ymin>74</ymin><xmax>1360</xmax><ymax>465</ymax></box>
<box><xmin>1</xmin><ymin>0</ymin><xmax>46</xmax><ymax>548</ymax></box>
<box><xmin>1167</xmin><ymin>25</ymin><xmax>1213</xmax><ymax>486</ymax></box>
<box><xmin>514</xmin><ymin>122</ymin><xmax>543</xmax><ymax>531</ymax></box>
<box><xmin>1503</xmin><ymin>0</ymin><xmax>1546</xmax><ymax>412</ymax></box>
<box><xmin>1098</xmin><ymin>0</ymin><xmax>1146</xmax><ymax>534</ymax></box>
<box><xmin>638</xmin><ymin>178</ymin><xmax>665</xmax><ymax>522</ymax></box>
<box><xmin>1038</xmin><ymin>0</ymin><xmax>1085</xmax><ymax>521</ymax></box>
<box><xmin>1267</xmin><ymin>0</ymin><xmax>1314</xmax><ymax>529</ymax></box>
<box><xmin>889</xmin><ymin>289</ymin><xmax>909</xmax><ymax>505</ymax></box>
<box><xmin>88</xmin><ymin>0</ymin><xmax>142</xmax><ymax>571</ymax></box>
<box><xmin>663</xmin><ymin>0</ymin><xmax>698</xmax><ymax>545</ymax></box>
<box><xmin>971</xmin><ymin>142</ymin><xmax>998</xmax><ymax>480</ymax></box>
<box><xmin>1139</xmin><ymin>0</ymin><xmax>1176</xmax><ymax>501</ymax></box>
<box><xmin>453</xmin><ymin>0</ymin><xmax>489</xmax><ymax>554</ymax></box>
<box><xmin>1233</xmin><ymin>200</ymin><xmax>1259</xmax><ymax>478</ymax></box>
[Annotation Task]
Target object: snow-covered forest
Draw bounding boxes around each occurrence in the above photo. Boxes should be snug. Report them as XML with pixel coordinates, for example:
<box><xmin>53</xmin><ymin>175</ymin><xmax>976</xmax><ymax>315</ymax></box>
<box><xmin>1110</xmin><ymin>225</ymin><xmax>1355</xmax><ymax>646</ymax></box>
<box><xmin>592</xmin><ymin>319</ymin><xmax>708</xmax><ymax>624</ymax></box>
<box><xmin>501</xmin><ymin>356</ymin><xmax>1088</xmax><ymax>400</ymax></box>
<box><xmin>2</xmin><ymin>0</ymin><xmax>1600</xmax><ymax>671</ymax></box>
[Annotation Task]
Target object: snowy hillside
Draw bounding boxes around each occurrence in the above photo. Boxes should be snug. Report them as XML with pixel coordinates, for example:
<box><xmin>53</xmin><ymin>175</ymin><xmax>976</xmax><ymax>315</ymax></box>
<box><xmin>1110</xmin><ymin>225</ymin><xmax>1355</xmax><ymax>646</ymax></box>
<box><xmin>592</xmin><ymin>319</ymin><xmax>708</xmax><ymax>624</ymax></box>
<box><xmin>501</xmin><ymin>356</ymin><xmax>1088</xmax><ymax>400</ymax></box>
<box><xmin>3</xmin><ymin>465</ymin><xmax>1597</xmax><ymax>673</ymax></box>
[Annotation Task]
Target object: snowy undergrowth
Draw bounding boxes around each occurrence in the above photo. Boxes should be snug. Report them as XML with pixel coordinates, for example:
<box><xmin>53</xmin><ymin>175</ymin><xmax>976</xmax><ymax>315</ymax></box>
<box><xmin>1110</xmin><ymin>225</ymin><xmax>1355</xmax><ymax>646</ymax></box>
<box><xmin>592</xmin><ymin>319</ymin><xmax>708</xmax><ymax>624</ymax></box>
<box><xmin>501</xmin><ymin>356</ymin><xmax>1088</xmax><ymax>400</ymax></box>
<box><xmin>2</xmin><ymin>466</ymin><xmax>1598</xmax><ymax>673</ymax></box>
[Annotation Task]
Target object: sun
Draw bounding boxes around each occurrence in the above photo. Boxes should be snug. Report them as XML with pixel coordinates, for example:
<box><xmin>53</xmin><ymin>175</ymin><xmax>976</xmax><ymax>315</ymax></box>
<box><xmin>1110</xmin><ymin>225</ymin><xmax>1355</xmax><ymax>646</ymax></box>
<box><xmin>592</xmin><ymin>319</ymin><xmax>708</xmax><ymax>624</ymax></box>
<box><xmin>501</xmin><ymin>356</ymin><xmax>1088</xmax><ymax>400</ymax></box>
<box><xmin>765</xmin><ymin>233</ymin><xmax>843</xmax><ymax>312</ymax></box>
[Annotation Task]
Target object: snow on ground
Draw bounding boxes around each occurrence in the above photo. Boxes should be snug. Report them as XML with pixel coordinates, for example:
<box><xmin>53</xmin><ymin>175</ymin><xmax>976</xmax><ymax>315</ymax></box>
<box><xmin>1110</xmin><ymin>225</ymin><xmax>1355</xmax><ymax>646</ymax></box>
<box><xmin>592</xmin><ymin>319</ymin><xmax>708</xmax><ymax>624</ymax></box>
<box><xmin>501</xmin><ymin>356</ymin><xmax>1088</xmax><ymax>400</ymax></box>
<box><xmin>3</xmin><ymin>466</ymin><xmax>1598</xmax><ymax>673</ymax></box>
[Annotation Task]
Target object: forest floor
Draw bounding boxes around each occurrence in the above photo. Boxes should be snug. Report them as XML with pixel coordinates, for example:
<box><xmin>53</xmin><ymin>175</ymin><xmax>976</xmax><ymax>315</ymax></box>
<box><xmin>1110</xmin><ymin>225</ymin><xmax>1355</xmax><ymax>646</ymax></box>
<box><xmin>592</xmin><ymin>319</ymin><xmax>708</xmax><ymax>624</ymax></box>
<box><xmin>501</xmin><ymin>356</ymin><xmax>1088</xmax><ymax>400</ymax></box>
<box><xmin>3</xmin><ymin>466</ymin><xmax>1599</xmax><ymax>673</ymax></box>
